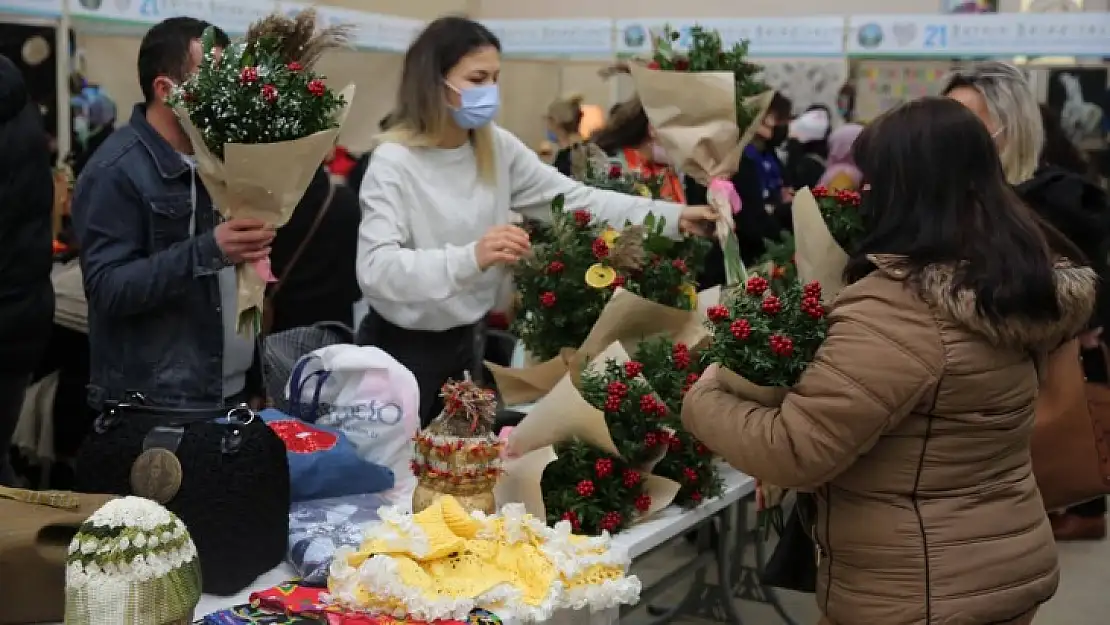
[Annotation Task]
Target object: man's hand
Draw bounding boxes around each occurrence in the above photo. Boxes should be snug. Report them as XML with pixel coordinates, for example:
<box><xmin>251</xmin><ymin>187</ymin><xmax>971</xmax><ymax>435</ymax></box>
<box><xmin>215</xmin><ymin>218</ymin><xmax>275</xmax><ymax>264</ymax></box>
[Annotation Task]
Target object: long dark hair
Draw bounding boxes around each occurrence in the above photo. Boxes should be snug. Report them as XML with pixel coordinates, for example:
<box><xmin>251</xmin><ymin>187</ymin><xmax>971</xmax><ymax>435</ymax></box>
<box><xmin>845</xmin><ymin>96</ymin><xmax>1063</xmax><ymax>323</ymax></box>
<box><xmin>591</xmin><ymin>98</ymin><xmax>649</xmax><ymax>155</ymax></box>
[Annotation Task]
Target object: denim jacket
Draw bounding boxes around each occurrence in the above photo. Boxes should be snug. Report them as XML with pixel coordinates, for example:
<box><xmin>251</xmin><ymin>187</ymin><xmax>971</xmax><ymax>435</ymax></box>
<box><xmin>72</xmin><ymin>105</ymin><xmax>248</xmax><ymax>409</ymax></box>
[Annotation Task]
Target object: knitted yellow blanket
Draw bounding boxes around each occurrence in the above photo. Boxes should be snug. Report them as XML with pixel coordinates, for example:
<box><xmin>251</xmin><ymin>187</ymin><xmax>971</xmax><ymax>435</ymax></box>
<box><xmin>327</xmin><ymin>496</ymin><xmax>640</xmax><ymax>622</ymax></box>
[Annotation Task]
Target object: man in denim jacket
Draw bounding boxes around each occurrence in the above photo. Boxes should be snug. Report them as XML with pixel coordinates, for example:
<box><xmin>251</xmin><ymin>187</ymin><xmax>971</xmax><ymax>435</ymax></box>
<box><xmin>72</xmin><ymin>17</ymin><xmax>275</xmax><ymax>409</ymax></box>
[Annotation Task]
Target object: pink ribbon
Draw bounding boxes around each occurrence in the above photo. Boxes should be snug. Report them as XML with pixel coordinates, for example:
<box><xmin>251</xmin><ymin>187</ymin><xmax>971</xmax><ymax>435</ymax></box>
<box><xmin>253</xmin><ymin>257</ymin><xmax>277</xmax><ymax>283</ymax></box>
<box><xmin>708</xmin><ymin>177</ymin><xmax>742</xmax><ymax>215</ymax></box>
<box><xmin>498</xmin><ymin>426</ymin><xmax>520</xmax><ymax>460</ymax></box>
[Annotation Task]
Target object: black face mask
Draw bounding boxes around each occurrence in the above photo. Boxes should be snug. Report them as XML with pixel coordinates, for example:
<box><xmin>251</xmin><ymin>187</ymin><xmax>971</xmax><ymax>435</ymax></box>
<box><xmin>766</xmin><ymin>124</ymin><xmax>789</xmax><ymax>148</ymax></box>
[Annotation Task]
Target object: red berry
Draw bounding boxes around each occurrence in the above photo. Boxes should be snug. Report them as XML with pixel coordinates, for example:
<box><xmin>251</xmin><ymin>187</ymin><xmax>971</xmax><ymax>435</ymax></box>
<box><xmin>239</xmin><ymin>66</ymin><xmax>258</xmax><ymax>84</ymax></box>
<box><xmin>706</xmin><ymin>305</ymin><xmax>731</xmax><ymax>323</ymax></box>
<box><xmin>696</xmin><ymin>442</ymin><xmax>709</xmax><ymax>455</ymax></box>
<box><xmin>608</xmin><ymin>164</ymin><xmax>623</xmax><ymax>179</ymax></box>
<box><xmin>634</xmin><ymin>494</ymin><xmax>653</xmax><ymax>512</ymax></box>
<box><xmin>622</xmin><ymin>469</ymin><xmax>642</xmax><ymax>488</ymax></box>
<box><xmin>730</xmin><ymin>318</ymin><xmax>752</xmax><ymax>340</ymax></box>
<box><xmin>639</xmin><ymin>394</ymin><xmax>658</xmax><ymax>414</ymax></box>
<box><xmin>611</xmin><ymin>274</ymin><xmax>626</xmax><ymax>289</ymax></box>
<box><xmin>599</xmin><ymin>511</ymin><xmax>623</xmax><ymax>532</ymax></box>
<box><xmin>604</xmin><ymin>394</ymin><xmax>622</xmax><ymax>412</ymax></box>
<box><xmin>623</xmin><ymin>360</ymin><xmax>644</xmax><ymax>378</ymax></box>
<box><xmin>261</xmin><ymin>84</ymin><xmax>278</xmax><ymax>103</ymax></box>
<box><xmin>762</xmin><ymin>295</ymin><xmax>783</xmax><ymax>315</ymax></box>
<box><xmin>561</xmin><ymin>511</ymin><xmax>581</xmax><ymax>531</ymax></box>
<box><xmin>644</xmin><ymin>432</ymin><xmax>658</xmax><ymax>447</ymax></box>
<box><xmin>668</xmin><ymin>436</ymin><xmax>682</xmax><ymax>451</ymax></box>
<box><xmin>673</xmin><ymin>58</ymin><xmax>690</xmax><ymax>71</ymax></box>
<box><xmin>573</xmin><ymin>209</ymin><xmax>591</xmax><ymax>228</ymax></box>
<box><xmin>539</xmin><ymin>291</ymin><xmax>557</xmax><ymax>308</ymax></box>
<box><xmin>772</xmin><ymin>264</ymin><xmax>786</xmax><ymax>279</ymax></box>
<box><xmin>307</xmin><ymin>79</ymin><xmax>326</xmax><ymax>97</ymax></box>
<box><xmin>576</xmin><ymin>479</ymin><xmax>595</xmax><ymax>497</ymax></box>
<box><xmin>646</xmin><ymin>61</ymin><xmax>661</xmax><ymax>70</ymax></box>
<box><xmin>803</xmin><ymin>281</ymin><xmax>822</xmax><ymax>299</ymax></box>
<box><xmin>594</xmin><ymin>458</ymin><xmax>614</xmax><ymax>478</ymax></box>
<box><xmin>591</xmin><ymin>238</ymin><xmax>609</xmax><ymax>259</ymax></box>
<box><xmin>673</xmin><ymin>351</ymin><xmax>691</xmax><ymax>370</ymax></box>
<box><xmin>606</xmin><ymin>381</ymin><xmax>628</xmax><ymax>397</ymax></box>
<box><xmin>746</xmin><ymin>275</ymin><xmax>769</xmax><ymax>296</ymax></box>
<box><xmin>546</xmin><ymin>260</ymin><xmax>565</xmax><ymax>274</ymax></box>
<box><xmin>683</xmin><ymin>467</ymin><xmax>699</xmax><ymax>482</ymax></box>
<box><xmin>812</xmin><ymin>186</ymin><xmax>828</xmax><ymax>198</ymax></box>
<box><xmin>769</xmin><ymin>334</ymin><xmax>795</xmax><ymax>357</ymax></box>
<box><xmin>801</xmin><ymin>296</ymin><xmax>825</xmax><ymax>319</ymax></box>
<box><xmin>672</xmin><ymin>259</ymin><xmax>688</xmax><ymax>274</ymax></box>
<box><xmin>286</xmin><ymin>62</ymin><xmax>303</xmax><ymax>72</ymax></box>
<box><xmin>686</xmin><ymin>372</ymin><xmax>700</xmax><ymax>384</ymax></box>
<box><xmin>690</xmin><ymin>491</ymin><xmax>703</xmax><ymax>503</ymax></box>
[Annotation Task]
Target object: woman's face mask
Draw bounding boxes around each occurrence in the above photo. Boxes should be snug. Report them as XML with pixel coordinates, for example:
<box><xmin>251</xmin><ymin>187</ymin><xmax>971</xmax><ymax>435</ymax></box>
<box><xmin>446</xmin><ymin>81</ymin><xmax>500</xmax><ymax>130</ymax></box>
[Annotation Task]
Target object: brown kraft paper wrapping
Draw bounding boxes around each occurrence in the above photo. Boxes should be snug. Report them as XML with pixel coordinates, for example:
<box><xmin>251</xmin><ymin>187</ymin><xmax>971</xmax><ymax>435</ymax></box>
<box><xmin>714</xmin><ymin>366</ymin><xmax>789</xmax><ymax>509</ymax></box>
<box><xmin>488</xmin><ymin>288</ymin><xmax>710</xmax><ymax>405</ymax></box>
<box><xmin>638</xmin><ymin>473</ymin><xmax>682</xmax><ymax>520</ymax></box>
<box><xmin>174</xmin><ymin>84</ymin><xmax>356</xmax><ymax>335</ymax></box>
<box><xmin>792</xmin><ymin>187</ymin><xmax>849</xmax><ymax>303</ymax></box>
<box><xmin>494</xmin><ymin>445</ymin><xmax>558</xmax><ymax>519</ymax></box>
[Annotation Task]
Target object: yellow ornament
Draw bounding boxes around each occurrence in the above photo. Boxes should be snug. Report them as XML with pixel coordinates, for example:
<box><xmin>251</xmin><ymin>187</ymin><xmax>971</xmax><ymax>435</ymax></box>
<box><xmin>632</xmin><ymin>183</ymin><xmax>653</xmax><ymax>198</ymax></box>
<box><xmin>601</xmin><ymin>228</ymin><xmax>620</xmax><ymax>247</ymax></box>
<box><xmin>680</xmin><ymin>282</ymin><xmax>698</xmax><ymax>309</ymax></box>
<box><xmin>585</xmin><ymin>264</ymin><xmax>617</xmax><ymax>289</ymax></box>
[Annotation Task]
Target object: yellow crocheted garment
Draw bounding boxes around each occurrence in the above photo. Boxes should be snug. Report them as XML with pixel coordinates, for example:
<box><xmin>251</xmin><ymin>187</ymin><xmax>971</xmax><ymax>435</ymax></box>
<box><xmin>327</xmin><ymin>496</ymin><xmax>640</xmax><ymax>622</ymax></box>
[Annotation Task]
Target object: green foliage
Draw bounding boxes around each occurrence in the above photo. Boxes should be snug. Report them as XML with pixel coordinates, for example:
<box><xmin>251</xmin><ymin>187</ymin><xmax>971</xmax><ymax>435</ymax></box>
<box><xmin>579</xmin><ymin>159</ymin><xmax>666</xmax><ymax>199</ymax></box>
<box><xmin>633</xmin><ymin>337</ymin><xmax>722</xmax><ymax>507</ymax></box>
<box><xmin>702</xmin><ymin>278</ymin><xmax>828</xmax><ymax>388</ymax></box>
<box><xmin>648</xmin><ymin>25</ymin><xmax>768</xmax><ymax>134</ymax></box>
<box><xmin>168</xmin><ymin>26</ymin><xmax>346</xmax><ymax>158</ymax></box>
<box><xmin>511</xmin><ymin>195</ymin><xmax>709</xmax><ymax>362</ymax></box>
<box><xmin>754</xmin><ymin>231</ymin><xmax>798</xmax><ymax>293</ymax></box>
<box><xmin>812</xmin><ymin>186</ymin><xmax>865</xmax><ymax>250</ymax></box>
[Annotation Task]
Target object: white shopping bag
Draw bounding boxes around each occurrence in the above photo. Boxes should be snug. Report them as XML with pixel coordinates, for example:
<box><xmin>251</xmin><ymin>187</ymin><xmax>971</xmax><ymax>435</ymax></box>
<box><xmin>286</xmin><ymin>344</ymin><xmax>420</xmax><ymax>508</ymax></box>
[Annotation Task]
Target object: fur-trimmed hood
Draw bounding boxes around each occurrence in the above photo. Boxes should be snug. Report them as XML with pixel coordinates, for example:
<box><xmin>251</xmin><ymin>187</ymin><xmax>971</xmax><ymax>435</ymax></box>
<box><xmin>869</xmin><ymin>254</ymin><xmax>1097</xmax><ymax>350</ymax></box>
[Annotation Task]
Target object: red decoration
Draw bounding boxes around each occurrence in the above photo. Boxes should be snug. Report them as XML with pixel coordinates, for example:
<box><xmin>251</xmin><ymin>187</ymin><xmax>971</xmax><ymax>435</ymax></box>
<box><xmin>262</xmin><ymin>84</ymin><xmax>279</xmax><ymax>103</ymax></box>
<box><xmin>287</xmin><ymin>62</ymin><xmax>303</xmax><ymax>72</ymax></box>
<box><xmin>706</xmin><ymin>305</ymin><xmax>730</xmax><ymax>323</ymax></box>
<box><xmin>576</xmin><ymin>479</ymin><xmax>596</xmax><ymax>497</ymax></box>
<box><xmin>623</xmin><ymin>360</ymin><xmax>644</xmax><ymax>378</ymax></box>
<box><xmin>267</xmin><ymin>419</ymin><xmax>338</xmax><ymax>454</ymax></box>
<box><xmin>595</xmin><ymin>458</ymin><xmax>614</xmax><ymax>478</ymax></box>
<box><xmin>239</xmin><ymin>66</ymin><xmax>259</xmax><ymax>84</ymax></box>
<box><xmin>572</xmin><ymin>209</ymin><xmax>592</xmax><ymax>228</ymax></box>
<box><xmin>539</xmin><ymin>291</ymin><xmax>557</xmax><ymax>308</ymax></box>
<box><xmin>591</xmin><ymin>238</ymin><xmax>609</xmax><ymax>259</ymax></box>
<box><xmin>307</xmin><ymin>79</ymin><xmax>327</xmax><ymax>97</ymax></box>
<box><xmin>746</xmin><ymin>275</ymin><xmax>769</xmax><ymax>296</ymax></box>
<box><xmin>546</xmin><ymin>260</ymin><xmax>565</xmax><ymax>274</ymax></box>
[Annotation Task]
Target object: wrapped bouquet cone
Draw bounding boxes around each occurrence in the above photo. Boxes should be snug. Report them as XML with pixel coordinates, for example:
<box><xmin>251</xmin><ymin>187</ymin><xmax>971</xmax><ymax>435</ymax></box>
<box><xmin>792</xmin><ymin>187</ymin><xmax>849</xmax><ymax>303</ymax></box>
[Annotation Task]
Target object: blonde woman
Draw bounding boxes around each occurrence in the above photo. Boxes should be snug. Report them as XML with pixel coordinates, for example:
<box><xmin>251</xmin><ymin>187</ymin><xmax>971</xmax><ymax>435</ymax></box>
<box><xmin>546</xmin><ymin>93</ymin><xmax>584</xmax><ymax>175</ymax></box>
<box><xmin>944</xmin><ymin>62</ymin><xmax>1110</xmax><ymax>541</ymax></box>
<box><xmin>356</xmin><ymin>16</ymin><xmax>716</xmax><ymax>425</ymax></box>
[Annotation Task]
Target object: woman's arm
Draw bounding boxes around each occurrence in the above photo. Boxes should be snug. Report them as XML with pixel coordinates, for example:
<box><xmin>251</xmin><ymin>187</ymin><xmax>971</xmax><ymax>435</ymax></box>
<box><xmin>681</xmin><ymin>281</ymin><xmax>943</xmax><ymax>489</ymax></box>
<box><xmin>499</xmin><ymin>129</ymin><xmax>684</xmax><ymax>237</ymax></box>
<box><xmin>356</xmin><ymin>146</ymin><xmax>484</xmax><ymax>304</ymax></box>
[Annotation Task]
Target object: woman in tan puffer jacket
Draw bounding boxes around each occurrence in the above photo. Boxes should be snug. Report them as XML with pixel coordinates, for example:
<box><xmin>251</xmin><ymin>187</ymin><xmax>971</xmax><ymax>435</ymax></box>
<box><xmin>682</xmin><ymin>97</ymin><xmax>1097</xmax><ymax>625</ymax></box>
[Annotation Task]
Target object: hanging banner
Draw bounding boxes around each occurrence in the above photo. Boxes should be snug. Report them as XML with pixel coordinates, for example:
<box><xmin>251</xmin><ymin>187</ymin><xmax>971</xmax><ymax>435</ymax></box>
<box><xmin>615</xmin><ymin>17</ymin><xmax>846</xmax><ymax>57</ymax></box>
<box><xmin>69</xmin><ymin>0</ymin><xmax>277</xmax><ymax>34</ymax></box>
<box><xmin>847</xmin><ymin>12</ymin><xmax>1110</xmax><ymax>57</ymax></box>
<box><xmin>278</xmin><ymin>2</ymin><xmax>422</xmax><ymax>53</ymax></box>
<box><xmin>0</xmin><ymin>0</ymin><xmax>61</xmax><ymax>18</ymax></box>
<box><xmin>481</xmin><ymin>19</ymin><xmax>614</xmax><ymax>58</ymax></box>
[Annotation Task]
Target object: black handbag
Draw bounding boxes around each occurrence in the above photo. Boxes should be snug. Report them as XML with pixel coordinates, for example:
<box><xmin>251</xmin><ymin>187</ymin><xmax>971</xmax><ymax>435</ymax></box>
<box><xmin>760</xmin><ymin>492</ymin><xmax>818</xmax><ymax>593</ymax></box>
<box><xmin>73</xmin><ymin>395</ymin><xmax>290</xmax><ymax>596</ymax></box>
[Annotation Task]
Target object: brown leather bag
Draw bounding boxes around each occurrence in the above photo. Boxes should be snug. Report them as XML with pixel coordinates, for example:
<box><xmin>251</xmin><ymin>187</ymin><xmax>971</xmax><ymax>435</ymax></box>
<box><xmin>261</xmin><ymin>181</ymin><xmax>337</xmax><ymax>335</ymax></box>
<box><xmin>0</xmin><ymin>487</ymin><xmax>114</xmax><ymax>624</ymax></box>
<box><xmin>1031</xmin><ymin>339</ymin><xmax>1110</xmax><ymax>510</ymax></box>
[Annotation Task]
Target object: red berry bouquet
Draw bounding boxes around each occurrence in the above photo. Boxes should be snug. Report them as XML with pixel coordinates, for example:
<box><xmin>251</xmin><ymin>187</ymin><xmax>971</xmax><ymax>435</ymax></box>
<box><xmin>791</xmin><ymin>185</ymin><xmax>865</xmax><ymax>302</ymax></box>
<box><xmin>633</xmin><ymin>338</ymin><xmax>722</xmax><ymax>507</ymax></box>
<box><xmin>167</xmin><ymin>9</ymin><xmax>355</xmax><ymax>334</ymax></box>
<box><xmin>509</xmin><ymin>195</ymin><xmax>708</xmax><ymax>363</ymax></box>
<box><xmin>619</xmin><ymin>24</ymin><xmax>773</xmax><ymax>287</ymax></box>
<box><xmin>540</xmin><ymin>356</ymin><xmax>679</xmax><ymax>534</ymax></box>
<box><xmin>568</xmin><ymin>142</ymin><xmax>666</xmax><ymax>199</ymax></box>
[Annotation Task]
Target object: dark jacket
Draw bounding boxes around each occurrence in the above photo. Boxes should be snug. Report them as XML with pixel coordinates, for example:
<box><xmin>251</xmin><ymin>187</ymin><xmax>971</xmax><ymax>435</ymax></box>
<box><xmin>72</xmin><ymin>104</ymin><xmax>244</xmax><ymax>409</ymax></box>
<box><xmin>784</xmin><ymin>139</ymin><xmax>828</xmax><ymax>191</ymax></box>
<box><xmin>268</xmin><ymin>168</ymin><xmax>362</xmax><ymax>333</ymax></box>
<box><xmin>685</xmin><ymin>152</ymin><xmax>786</xmax><ymax>290</ymax></box>
<box><xmin>0</xmin><ymin>55</ymin><xmax>55</xmax><ymax>375</ymax></box>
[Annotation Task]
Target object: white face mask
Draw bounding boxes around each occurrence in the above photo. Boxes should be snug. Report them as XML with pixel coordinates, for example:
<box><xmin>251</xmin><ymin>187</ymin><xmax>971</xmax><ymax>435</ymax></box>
<box><xmin>73</xmin><ymin>116</ymin><xmax>89</xmax><ymax>144</ymax></box>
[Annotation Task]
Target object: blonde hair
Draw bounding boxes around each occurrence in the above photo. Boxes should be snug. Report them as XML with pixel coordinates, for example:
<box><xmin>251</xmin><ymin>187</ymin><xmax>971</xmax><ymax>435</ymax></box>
<box><xmin>374</xmin><ymin>16</ymin><xmax>500</xmax><ymax>185</ymax></box>
<box><xmin>547</xmin><ymin>92</ymin><xmax>585</xmax><ymax>135</ymax></box>
<box><xmin>942</xmin><ymin>62</ymin><xmax>1043</xmax><ymax>184</ymax></box>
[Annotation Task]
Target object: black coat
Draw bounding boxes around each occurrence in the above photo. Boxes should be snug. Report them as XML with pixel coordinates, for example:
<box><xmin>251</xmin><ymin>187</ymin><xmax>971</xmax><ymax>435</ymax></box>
<box><xmin>685</xmin><ymin>153</ymin><xmax>786</xmax><ymax>290</ymax></box>
<box><xmin>0</xmin><ymin>55</ymin><xmax>54</xmax><ymax>374</ymax></box>
<box><xmin>268</xmin><ymin>168</ymin><xmax>362</xmax><ymax>333</ymax></box>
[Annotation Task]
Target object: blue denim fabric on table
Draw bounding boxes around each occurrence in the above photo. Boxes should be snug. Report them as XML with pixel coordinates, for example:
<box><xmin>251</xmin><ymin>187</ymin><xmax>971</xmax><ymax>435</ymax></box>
<box><xmin>288</xmin><ymin>493</ymin><xmax>387</xmax><ymax>585</ymax></box>
<box><xmin>260</xmin><ymin>408</ymin><xmax>394</xmax><ymax>502</ymax></box>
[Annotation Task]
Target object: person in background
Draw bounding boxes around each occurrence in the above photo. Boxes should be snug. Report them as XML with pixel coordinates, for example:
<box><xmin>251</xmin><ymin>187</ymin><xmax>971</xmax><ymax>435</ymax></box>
<box><xmin>0</xmin><ymin>54</ymin><xmax>55</xmax><ymax>486</ymax></box>
<box><xmin>816</xmin><ymin>123</ymin><xmax>864</xmax><ymax>191</ymax></box>
<box><xmin>686</xmin><ymin>91</ymin><xmax>794</xmax><ymax>289</ymax></box>
<box><xmin>356</xmin><ymin>17</ymin><xmax>715</xmax><ymax>425</ymax></box>
<box><xmin>784</xmin><ymin>104</ymin><xmax>832</xmax><ymax>191</ymax></box>
<box><xmin>683</xmin><ymin>96</ymin><xmax>1089</xmax><ymax>625</ymax></box>
<box><xmin>944</xmin><ymin>62</ymin><xmax>1110</xmax><ymax>542</ymax></box>
<box><xmin>535</xmin><ymin>140</ymin><xmax>556</xmax><ymax>165</ymax></box>
<box><xmin>72</xmin><ymin>17</ymin><xmax>273</xmax><ymax>409</ymax></box>
<box><xmin>346</xmin><ymin>114</ymin><xmax>393</xmax><ymax>192</ymax></box>
<box><xmin>73</xmin><ymin>94</ymin><xmax>116</xmax><ymax>177</ymax></box>
<box><xmin>546</xmin><ymin>92</ymin><xmax>585</xmax><ymax>176</ymax></box>
<box><xmin>590</xmin><ymin>98</ymin><xmax>686</xmax><ymax>203</ymax></box>
<box><xmin>267</xmin><ymin>166</ymin><xmax>362</xmax><ymax>333</ymax></box>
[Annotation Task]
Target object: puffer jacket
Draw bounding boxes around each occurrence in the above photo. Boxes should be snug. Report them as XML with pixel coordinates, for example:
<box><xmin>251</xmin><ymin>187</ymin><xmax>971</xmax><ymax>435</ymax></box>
<box><xmin>682</xmin><ymin>253</ymin><xmax>1097</xmax><ymax>625</ymax></box>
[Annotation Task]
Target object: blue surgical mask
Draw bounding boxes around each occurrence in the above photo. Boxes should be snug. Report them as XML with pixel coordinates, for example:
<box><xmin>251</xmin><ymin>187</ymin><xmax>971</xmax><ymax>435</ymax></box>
<box><xmin>546</xmin><ymin>129</ymin><xmax>558</xmax><ymax>142</ymax></box>
<box><xmin>447</xmin><ymin>82</ymin><xmax>500</xmax><ymax>129</ymax></box>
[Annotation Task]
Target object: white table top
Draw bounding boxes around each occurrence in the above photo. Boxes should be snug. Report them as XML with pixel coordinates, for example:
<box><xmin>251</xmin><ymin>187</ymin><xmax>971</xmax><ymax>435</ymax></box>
<box><xmin>191</xmin><ymin>465</ymin><xmax>754</xmax><ymax>618</ymax></box>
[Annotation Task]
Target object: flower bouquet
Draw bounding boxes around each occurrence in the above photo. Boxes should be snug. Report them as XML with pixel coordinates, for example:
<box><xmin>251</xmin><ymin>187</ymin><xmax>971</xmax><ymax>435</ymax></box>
<box><xmin>168</xmin><ymin>10</ymin><xmax>355</xmax><ymax>334</ymax></box>
<box><xmin>623</xmin><ymin>25</ymin><xmax>773</xmax><ymax>286</ymax></box>
<box><xmin>495</xmin><ymin>342</ymin><xmax>680</xmax><ymax>535</ymax></box>
<box><xmin>569</xmin><ymin>142</ymin><xmax>665</xmax><ymax>199</ymax></box>
<box><xmin>489</xmin><ymin>194</ymin><xmax>709</xmax><ymax>405</ymax></box>
<box><xmin>701</xmin><ymin>276</ymin><xmax>828</xmax><ymax>521</ymax></box>
<box><xmin>754</xmin><ymin>232</ymin><xmax>799</xmax><ymax>294</ymax></box>
<box><xmin>633</xmin><ymin>337</ymin><xmax>722</xmax><ymax>507</ymax></box>
<box><xmin>791</xmin><ymin>186</ymin><xmax>864</xmax><ymax>302</ymax></box>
